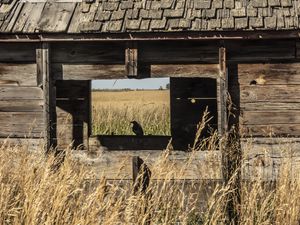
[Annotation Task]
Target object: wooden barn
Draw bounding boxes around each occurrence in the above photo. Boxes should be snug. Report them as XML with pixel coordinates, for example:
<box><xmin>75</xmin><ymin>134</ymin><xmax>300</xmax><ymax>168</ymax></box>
<box><xmin>1</xmin><ymin>0</ymin><xmax>300</xmax><ymax>179</ymax></box>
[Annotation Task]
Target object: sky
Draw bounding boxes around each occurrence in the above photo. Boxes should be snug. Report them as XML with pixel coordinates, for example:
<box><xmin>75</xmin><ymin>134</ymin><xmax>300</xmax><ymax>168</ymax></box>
<box><xmin>92</xmin><ymin>78</ymin><xmax>169</xmax><ymax>90</ymax></box>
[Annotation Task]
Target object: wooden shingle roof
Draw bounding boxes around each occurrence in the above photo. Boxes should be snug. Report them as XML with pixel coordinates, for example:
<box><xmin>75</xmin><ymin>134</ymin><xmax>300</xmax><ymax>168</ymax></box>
<box><xmin>0</xmin><ymin>0</ymin><xmax>299</xmax><ymax>33</ymax></box>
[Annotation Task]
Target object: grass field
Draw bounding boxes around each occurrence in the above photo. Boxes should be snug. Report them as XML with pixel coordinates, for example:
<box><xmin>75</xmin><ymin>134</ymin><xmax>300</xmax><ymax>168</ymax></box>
<box><xmin>92</xmin><ymin>90</ymin><xmax>171</xmax><ymax>135</ymax></box>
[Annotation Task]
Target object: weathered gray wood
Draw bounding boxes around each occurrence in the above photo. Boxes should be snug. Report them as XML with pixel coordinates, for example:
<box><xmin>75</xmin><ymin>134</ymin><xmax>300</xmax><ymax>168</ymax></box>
<box><xmin>0</xmin><ymin>87</ymin><xmax>42</xmax><ymax>99</ymax></box>
<box><xmin>151</xmin><ymin>64</ymin><xmax>219</xmax><ymax>78</ymax></box>
<box><xmin>72</xmin><ymin>150</ymin><xmax>223</xmax><ymax>180</ymax></box>
<box><xmin>218</xmin><ymin>47</ymin><xmax>227</xmax><ymax>136</ymax></box>
<box><xmin>10</xmin><ymin>2</ymin><xmax>34</xmax><ymax>33</ymax></box>
<box><xmin>238</xmin><ymin>63</ymin><xmax>300</xmax><ymax>85</ymax></box>
<box><xmin>240</xmin><ymin>124</ymin><xmax>300</xmax><ymax>137</ymax></box>
<box><xmin>52</xmin><ymin>63</ymin><xmax>126</xmax><ymax>80</ymax></box>
<box><xmin>51</xmin><ymin>42</ymin><xmax>125</xmax><ymax>64</ymax></box>
<box><xmin>37</xmin><ymin>2</ymin><xmax>76</xmax><ymax>33</ymax></box>
<box><xmin>0</xmin><ymin>63</ymin><xmax>37</xmax><ymax>86</ymax></box>
<box><xmin>0</xmin><ymin>123</ymin><xmax>43</xmax><ymax>138</ymax></box>
<box><xmin>0</xmin><ymin>99</ymin><xmax>43</xmax><ymax>112</ymax></box>
<box><xmin>125</xmin><ymin>42</ymin><xmax>138</xmax><ymax>77</ymax></box>
<box><xmin>237</xmin><ymin>85</ymin><xmax>300</xmax><ymax>103</ymax></box>
<box><xmin>22</xmin><ymin>3</ymin><xmax>45</xmax><ymax>33</ymax></box>
<box><xmin>37</xmin><ymin>42</ymin><xmax>56</xmax><ymax>150</ymax></box>
<box><xmin>3</xmin><ymin>1</ymin><xmax>23</xmax><ymax>32</ymax></box>
<box><xmin>241</xmin><ymin>111</ymin><xmax>300</xmax><ymax>125</ymax></box>
<box><xmin>240</xmin><ymin>102</ymin><xmax>300</xmax><ymax>111</ymax></box>
<box><xmin>0</xmin><ymin>43</ymin><xmax>36</xmax><ymax>62</ymax></box>
<box><xmin>0</xmin><ymin>138</ymin><xmax>43</xmax><ymax>151</ymax></box>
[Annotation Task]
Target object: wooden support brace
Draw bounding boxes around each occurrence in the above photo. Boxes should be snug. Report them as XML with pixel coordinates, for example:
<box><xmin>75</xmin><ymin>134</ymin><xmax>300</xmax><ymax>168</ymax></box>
<box><xmin>125</xmin><ymin>42</ymin><xmax>138</xmax><ymax>77</ymax></box>
<box><xmin>218</xmin><ymin>47</ymin><xmax>228</xmax><ymax>137</ymax></box>
<box><xmin>37</xmin><ymin>43</ymin><xmax>56</xmax><ymax>152</ymax></box>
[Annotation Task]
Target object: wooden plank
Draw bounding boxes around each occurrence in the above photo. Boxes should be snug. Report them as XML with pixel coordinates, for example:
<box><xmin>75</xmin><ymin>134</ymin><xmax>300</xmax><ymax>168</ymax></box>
<box><xmin>0</xmin><ymin>123</ymin><xmax>44</xmax><ymax>138</ymax></box>
<box><xmin>151</xmin><ymin>64</ymin><xmax>219</xmax><ymax>78</ymax></box>
<box><xmin>0</xmin><ymin>43</ymin><xmax>36</xmax><ymax>62</ymax></box>
<box><xmin>241</xmin><ymin>111</ymin><xmax>300</xmax><ymax>125</ymax></box>
<box><xmin>0</xmin><ymin>63</ymin><xmax>37</xmax><ymax>86</ymax></box>
<box><xmin>37</xmin><ymin>2</ymin><xmax>76</xmax><ymax>32</ymax></box>
<box><xmin>37</xmin><ymin>42</ymin><xmax>56</xmax><ymax>150</ymax></box>
<box><xmin>51</xmin><ymin>42</ymin><xmax>125</xmax><ymax>64</ymax></box>
<box><xmin>234</xmin><ymin>85</ymin><xmax>300</xmax><ymax>103</ymax></box>
<box><xmin>0</xmin><ymin>87</ymin><xmax>42</xmax><ymax>99</ymax></box>
<box><xmin>240</xmin><ymin>102</ymin><xmax>300</xmax><ymax>111</ymax></box>
<box><xmin>218</xmin><ymin>47</ymin><xmax>227</xmax><ymax>136</ymax></box>
<box><xmin>240</xmin><ymin>124</ymin><xmax>300</xmax><ymax>137</ymax></box>
<box><xmin>0</xmin><ymin>99</ymin><xmax>43</xmax><ymax>112</ymax></box>
<box><xmin>125</xmin><ymin>42</ymin><xmax>138</xmax><ymax>77</ymax></box>
<box><xmin>12</xmin><ymin>3</ymin><xmax>35</xmax><ymax>32</ymax></box>
<box><xmin>0</xmin><ymin>138</ymin><xmax>43</xmax><ymax>151</ymax></box>
<box><xmin>52</xmin><ymin>63</ymin><xmax>126</xmax><ymax>80</ymax></box>
<box><xmin>139</xmin><ymin>41</ymin><xmax>219</xmax><ymax>64</ymax></box>
<box><xmin>72</xmin><ymin>150</ymin><xmax>223</xmax><ymax>180</ymax></box>
<box><xmin>227</xmin><ymin>40</ymin><xmax>296</xmax><ymax>62</ymax></box>
<box><xmin>237</xmin><ymin>63</ymin><xmax>300</xmax><ymax>85</ymax></box>
<box><xmin>3</xmin><ymin>1</ymin><xmax>23</xmax><ymax>32</ymax></box>
<box><xmin>22</xmin><ymin>3</ymin><xmax>45</xmax><ymax>33</ymax></box>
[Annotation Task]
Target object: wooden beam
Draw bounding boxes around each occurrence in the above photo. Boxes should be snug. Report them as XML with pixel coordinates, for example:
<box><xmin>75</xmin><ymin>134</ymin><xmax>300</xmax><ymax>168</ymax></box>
<box><xmin>37</xmin><ymin>43</ymin><xmax>56</xmax><ymax>152</ymax></box>
<box><xmin>218</xmin><ymin>47</ymin><xmax>228</xmax><ymax>136</ymax></box>
<box><xmin>125</xmin><ymin>42</ymin><xmax>138</xmax><ymax>77</ymax></box>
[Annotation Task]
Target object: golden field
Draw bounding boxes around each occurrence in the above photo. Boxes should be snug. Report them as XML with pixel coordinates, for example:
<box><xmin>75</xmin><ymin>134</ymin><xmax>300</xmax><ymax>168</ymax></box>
<box><xmin>92</xmin><ymin>90</ymin><xmax>171</xmax><ymax>135</ymax></box>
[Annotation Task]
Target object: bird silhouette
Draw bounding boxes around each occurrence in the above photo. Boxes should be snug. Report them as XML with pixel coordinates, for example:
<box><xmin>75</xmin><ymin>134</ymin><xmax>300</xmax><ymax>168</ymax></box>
<box><xmin>130</xmin><ymin>121</ymin><xmax>144</xmax><ymax>136</ymax></box>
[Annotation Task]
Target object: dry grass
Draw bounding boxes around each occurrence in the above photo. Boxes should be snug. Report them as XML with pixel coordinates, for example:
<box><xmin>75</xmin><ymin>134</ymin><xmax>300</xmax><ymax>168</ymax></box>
<box><xmin>1</xmin><ymin>136</ymin><xmax>300</xmax><ymax>224</ymax></box>
<box><xmin>92</xmin><ymin>90</ymin><xmax>170</xmax><ymax>135</ymax></box>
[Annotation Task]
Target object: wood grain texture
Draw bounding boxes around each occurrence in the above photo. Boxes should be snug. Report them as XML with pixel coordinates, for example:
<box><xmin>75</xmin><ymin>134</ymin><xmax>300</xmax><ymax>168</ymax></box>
<box><xmin>0</xmin><ymin>87</ymin><xmax>42</xmax><ymax>100</ymax></box>
<box><xmin>151</xmin><ymin>64</ymin><xmax>219</xmax><ymax>78</ymax></box>
<box><xmin>0</xmin><ymin>99</ymin><xmax>43</xmax><ymax>112</ymax></box>
<box><xmin>52</xmin><ymin>63</ymin><xmax>126</xmax><ymax>80</ymax></box>
<box><xmin>37</xmin><ymin>2</ymin><xmax>76</xmax><ymax>33</ymax></box>
<box><xmin>51</xmin><ymin>42</ymin><xmax>125</xmax><ymax>63</ymax></box>
<box><xmin>0</xmin><ymin>138</ymin><xmax>43</xmax><ymax>151</ymax></box>
<box><xmin>0</xmin><ymin>63</ymin><xmax>37</xmax><ymax>86</ymax></box>
<box><xmin>237</xmin><ymin>63</ymin><xmax>300</xmax><ymax>85</ymax></box>
<box><xmin>0</xmin><ymin>43</ymin><xmax>36</xmax><ymax>62</ymax></box>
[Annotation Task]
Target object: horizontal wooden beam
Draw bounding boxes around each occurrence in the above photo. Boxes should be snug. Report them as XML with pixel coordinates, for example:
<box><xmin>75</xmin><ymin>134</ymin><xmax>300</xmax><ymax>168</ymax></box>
<box><xmin>1</xmin><ymin>30</ymin><xmax>300</xmax><ymax>42</ymax></box>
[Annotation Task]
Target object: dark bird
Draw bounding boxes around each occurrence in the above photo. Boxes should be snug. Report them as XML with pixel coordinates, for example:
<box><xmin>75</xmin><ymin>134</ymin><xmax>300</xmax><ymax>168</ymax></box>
<box><xmin>130</xmin><ymin>121</ymin><xmax>144</xmax><ymax>136</ymax></box>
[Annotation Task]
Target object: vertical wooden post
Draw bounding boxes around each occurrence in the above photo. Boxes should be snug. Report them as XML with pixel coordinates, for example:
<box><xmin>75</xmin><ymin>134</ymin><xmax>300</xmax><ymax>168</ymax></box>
<box><xmin>125</xmin><ymin>42</ymin><xmax>138</xmax><ymax>77</ymax></box>
<box><xmin>37</xmin><ymin>42</ymin><xmax>56</xmax><ymax>152</ymax></box>
<box><xmin>218</xmin><ymin>47</ymin><xmax>228</xmax><ymax>137</ymax></box>
<box><xmin>132</xmin><ymin>156</ymin><xmax>151</xmax><ymax>194</ymax></box>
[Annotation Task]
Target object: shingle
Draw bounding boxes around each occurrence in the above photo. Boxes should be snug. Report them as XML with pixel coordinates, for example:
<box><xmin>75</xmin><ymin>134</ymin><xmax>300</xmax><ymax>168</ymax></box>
<box><xmin>125</xmin><ymin>19</ymin><xmax>141</xmax><ymax>30</ymax></box>
<box><xmin>150</xmin><ymin>18</ymin><xmax>167</xmax><ymax>29</ymax></box>
<box><xmin>247</xmin><ymin>7</ymin><xmax>258</xmax><ymax>17</ymax></box>
<box><xmin>231</xmin><ymin>8</ymin><xmax>246</xmax><ymax>17</ymax></box>
<box><xmin>106</xmin><ymin>20</ymin><xmax>123</xmax><ymax>32</ymax></box>
<box><xmin>249</xmin><ymin>17</ymin><xmax>264</xmax><ymax>28</ymax></box>
<box><xmin>168</xmin><ymin>18</ymin><xmax>180</xmax><ymax>29</ymax></box>
<box><xmin>212</xmin><ymin>0</ymin><xmax>223</xmax><ymax>9</ymax></box>
<box><xmin>95</xmin><ymin>11</ymin><xmax>111</xmax><ymax>21</ymax></box>
<box><xmin>151</xmin><ymin>1</ymin><xmax>161</xmax><ymax>10</ymax></box>
<box><xmin>120</xmin><ymin>1</ymin><xmax>134</xmax><ymax>9</ymax></box>
<box><xmin>224</xmin><ymin>0</ymin><xmax>235</xmax><ymax>9</ymax></box>
<box><xmin>102</xmin><ymin>2</ymin><xmax>119</xmax><ymax>11</ymax></box>
<box><xmin>161</xmin><ymin>0</ymin><xmax>174</xmax><ymax>9</ymax></box>
<box><xmin>281</xmin><ymin>0</ymin><xmax>293</xmax><ymax>7</ymax></box>
<box><xmin>277</xmin><ymin>16</ymin><xmax>285</xmax><ymax>28</ymax></box>
<box><xmin>222</xmin><ymin>18</ymin><xmax>234</xmax><ymax>29</ymax></box>
<box><xmin>268</xmin><ymin>0</ymin><xmax>281</xmax><ymax>7</ymax></box>
<box><xmin>164</xmin><ymin>9</ymin><xmax>184</xmax><ymax>18</ymax></box>
<box><xmin>194</xmin><ymin>0</ymin><xmax>212</xmax><ymax>9</ymax></box>
<box><xmin>111</xmin><ymin>10</ymin><xmax>125</xmax><ymax>20</ymax></box>
<box><xmin>251</xmin><ymin>0</ymin><xmax>268</xmax><ymax>7</ymax></box>
<box><xmin>126</xmin><ymin>9</ymin><xmax>139</xmax><ymax>19</ymax></box>
<box><xmin>140</xmin><ymin>19</ymin><xmax>150</xmax><ymax>30</ymax></box>
<box><xmin>148</xmin><ymin>10</ymin><xmax>163</xmax><ymax>19</ymax></box>
<box><xmin>203</xmin><ymin>9</ymin><xmax>216</xmax><ymax>18</ymax></box>
<box><xmin>178</xmin><ymin>19</ymin><xmax>191</xmax><ymax>28</ymax></box>
<box><xmin>264</xmin><ymin>16</ymin><xmax>277</xmax><ymax>28</ymax></box>
<box><xmin>258</xmin><ymin>8</ymin><xmax>272</xmax><ymax>17</ymax></box>
<box><xmin>235</xmin><ymin>17</ymin><xmax>248</xmax><ymax>29</ymax></box>
<box><xmin>208</xmin><ymin>19</ymin><xmax>221</xmax><ymax>29</ymax></box>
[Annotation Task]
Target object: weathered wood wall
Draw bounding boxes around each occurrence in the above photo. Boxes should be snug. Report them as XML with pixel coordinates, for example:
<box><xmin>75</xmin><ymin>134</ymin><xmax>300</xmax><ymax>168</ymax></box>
<box><xmin>230</xmin><ymin>63</ymin><xmax>300</xmax><ymax>137</ymax></box>
<box><xmin>0</xmin><ymin>43</ymin><xmax>44</xmax><ymax>148</ymax></box>
<box><xmin>0</xmin><ymin>39</ymin><xmax>300</xmax><ymax>153</ymax></box>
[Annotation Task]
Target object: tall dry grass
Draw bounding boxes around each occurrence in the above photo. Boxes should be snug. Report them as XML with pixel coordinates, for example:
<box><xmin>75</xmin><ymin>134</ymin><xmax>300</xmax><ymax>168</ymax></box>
<box><xmin>92</xmin><ymin>90</ymin><xmax>170</xmax><ymax>135</ymax></box>
<box><xmin>1</xmin><ymin>136</ymin><xmax>300</xmax><ymax>224</ymax></box>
